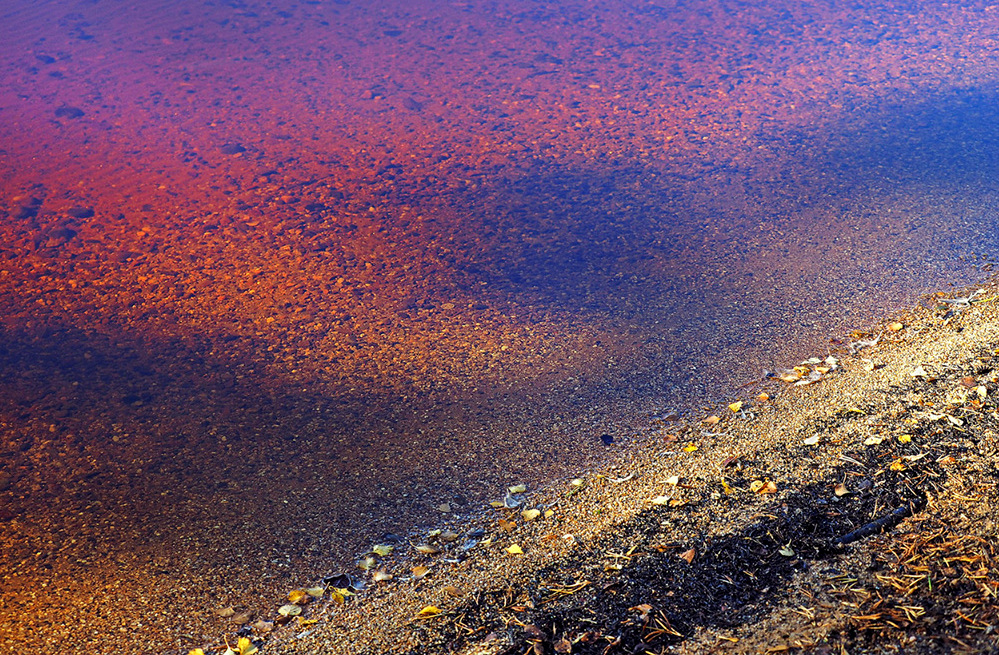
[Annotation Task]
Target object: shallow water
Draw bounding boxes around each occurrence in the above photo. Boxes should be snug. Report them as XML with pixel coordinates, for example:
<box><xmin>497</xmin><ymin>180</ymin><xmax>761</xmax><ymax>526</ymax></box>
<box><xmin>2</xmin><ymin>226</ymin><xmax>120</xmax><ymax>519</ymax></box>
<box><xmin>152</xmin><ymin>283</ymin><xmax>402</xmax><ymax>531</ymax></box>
<box><xmin>2</xmin><ymin>0</ymin><xmax>999</xmax><ymax>650</ymax></box>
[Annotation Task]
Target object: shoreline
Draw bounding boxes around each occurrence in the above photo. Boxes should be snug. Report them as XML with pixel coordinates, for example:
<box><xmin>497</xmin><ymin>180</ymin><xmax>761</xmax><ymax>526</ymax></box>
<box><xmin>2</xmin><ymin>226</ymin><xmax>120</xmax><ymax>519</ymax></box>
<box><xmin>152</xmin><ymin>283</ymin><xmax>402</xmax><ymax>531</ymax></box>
<box><xmin>186</xmin><ymin>275</ymin><xmax>999</xmax><ymax>655</ymax></box>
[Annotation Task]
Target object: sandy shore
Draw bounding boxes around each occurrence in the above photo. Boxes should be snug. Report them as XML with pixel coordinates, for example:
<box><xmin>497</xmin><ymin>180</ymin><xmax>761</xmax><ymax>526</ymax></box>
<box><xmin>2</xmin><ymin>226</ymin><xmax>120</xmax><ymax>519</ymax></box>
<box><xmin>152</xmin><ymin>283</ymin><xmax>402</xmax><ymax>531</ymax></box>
<box><xmin>192</xmin><ymin>278</ymin><xmax>999</xmax><ymax>655</ymax></box>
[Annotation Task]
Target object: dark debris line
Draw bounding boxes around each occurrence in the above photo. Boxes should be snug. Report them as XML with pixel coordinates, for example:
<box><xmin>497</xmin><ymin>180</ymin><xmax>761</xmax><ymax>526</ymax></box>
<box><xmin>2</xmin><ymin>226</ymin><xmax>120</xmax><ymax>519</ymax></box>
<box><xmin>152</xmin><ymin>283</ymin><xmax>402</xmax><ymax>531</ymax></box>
<box><xmin>410</xmin><ymin>348</ymin><xmax>998</xmax><ymax>655</ymax></box>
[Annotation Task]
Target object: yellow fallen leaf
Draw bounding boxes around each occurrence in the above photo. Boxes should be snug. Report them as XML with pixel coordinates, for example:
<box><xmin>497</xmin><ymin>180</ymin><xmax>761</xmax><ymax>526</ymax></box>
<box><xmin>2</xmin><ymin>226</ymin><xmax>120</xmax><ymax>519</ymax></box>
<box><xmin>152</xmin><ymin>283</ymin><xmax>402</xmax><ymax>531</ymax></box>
<box><xmin>749</xmin><ymin>480</ymin><xmax>764</xmax><ymax>493</ymax></box>
<box><xmin>498</xmin><ymin>518</ymin><xmax>516</xmax><ymax>532</ymax></box>
<box><xmin>411</xmin><ymin>565</ymin><xmax>429</xmax><ymax>579</ymax></box>
<box><xmin>760</xmin><ymin>480</ymin><xmax>777</xmax><ymax>494</ymax></box>
<box><xmin>544</xmin><ymin>509</ymin><xmax>555</xmax><ymax>519</ymax></box>
<box><xmin>373</xmin><ymin>570</ymin><xmax>393</xmax><ymax>582</ymax></box>
<box><xmin>757</xmin><ymin>392</ymin><xmax>770</xmax><ymax>402</ymax></box>
<box><xmin>721</xmin><ymin>479</ymin><xmax>734</xmax><ymax>495</ymax></box>
<box><xmin>277</xmin><ymin>604</ymin><xmax>301</xmax><ymax>618</ymax></box>
<box><xmin>357</xmin><ymin>555</ymin><xmax>377</xmax><ymax>570</ymax></box>
<box><xmin>489</xmin><ymin>501</ymin><xmax>505</xmax><ymax>508</ymax></box>
<box><xmin>521</xmin><ymin>509</ymin><xmax>541</xmax><ymax>521</ymax></box>
<box><xmin>507</xmin><ymin>544</ymin><xmax>524</xmax><ymax>555</ymax></box>
<box><xmin>703</xmin><ymin>415</ymin><xmax>721</xmax><ymax>425</ymax></box>
<box><xmin>417</xmin><ymin>606</ymin><xmax>442</xmax><ymax>618</ymax></box>
<box><xmin>508</xmin><ymin>484</ymin><xmax>527</xmax><ymax>494</ymax></box>
<box><xmin>666</xmin><ymin>475</ymin><xmax>680</xmax><ymax>486</ymax></box>
<box><xmin>237</xmin><ymin>637</ymin><xmax>258</xmax><ymax>655</ymax></box>
<box><xmin>898</xmin><ymin>434</ymin><xmax>912</xmax><ymax>444</ymax></box>
<box><xmin>888</xmin><ymin>322</ymin><xmax>904</xmax><ymax>332</ymax></box>
<box><xmin>189</xmin><ymin>650</ymin><xmax>206</xmax><ymax>655</ymax></box>
<box><xmin>728</xmin><ymin>401</ymin><xmax>743</xmax><ymax>412</ymax></box>
<box><xmin>669</xmin><ymin>499</ymin><xmax>687</xmax><ymax>507</ymax></box>
<box><xmin>890</xmin><ymin>459</ymin><xmax>906</xmax><ymax>471</ymax></box>
<box><xmin>683</xmin><ymin>443</ymin><xmax>698</xmax><ymax>453</ymax></box>
<box><xmin>864</xmin><ymin>436</ymin><xmax>884</xmax><ymax>446</ymax></box>
<box><xmin>651</xmin><ymin>495</ymin><xmax>670</xmax><ymax>505</ymax></box>
<box><xmin>834</xmin><ymin>483</ymin><xmax>849</xmax><ymax>497</ymax></box>
<box><xmin>288</xmin><ymin>589</ymin><xmax>310</xmax><ymax>605</ymax></box>
<box><xmin>414</xmin><ymin>544</ymin><xmax>441</xmax><ymax>555</ymax></box>
<box><xmin>372</xmin><ymin>544</ymin><xmax>393</xmax><ymax>556</ymax></box>
<box><xmin>803</xmin><ymin>435</ymin><xmax>820</xmax><ymax>446</ymax></box>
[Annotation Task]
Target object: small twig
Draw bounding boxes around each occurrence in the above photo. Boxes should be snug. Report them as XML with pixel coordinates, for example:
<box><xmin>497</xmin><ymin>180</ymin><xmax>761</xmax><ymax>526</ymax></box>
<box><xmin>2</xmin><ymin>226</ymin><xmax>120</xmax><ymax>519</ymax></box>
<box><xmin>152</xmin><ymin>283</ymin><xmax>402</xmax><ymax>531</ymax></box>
<box><xmin>848</xmin><ymin>333</ymin><xmax>882</xmax><ymax>355</ymax></box>
<box><xmin>833</xmin><ymin>497</ymin><xmax>926</xmax><ymax>547</ymax></box>
<box><xmin>939</xmin><ymin>289</ymin><xmax>984</xmax><ymax>308</ymax></box>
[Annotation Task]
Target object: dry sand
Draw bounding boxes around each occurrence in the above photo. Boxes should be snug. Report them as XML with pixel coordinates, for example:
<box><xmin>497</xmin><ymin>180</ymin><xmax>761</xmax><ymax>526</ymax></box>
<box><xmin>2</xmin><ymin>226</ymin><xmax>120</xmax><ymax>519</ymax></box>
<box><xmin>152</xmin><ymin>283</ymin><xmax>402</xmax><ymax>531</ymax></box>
<box><xmin>212</xmin><ymin>279</ymin><xmax>999</xmax><ymax>655</ymax></box>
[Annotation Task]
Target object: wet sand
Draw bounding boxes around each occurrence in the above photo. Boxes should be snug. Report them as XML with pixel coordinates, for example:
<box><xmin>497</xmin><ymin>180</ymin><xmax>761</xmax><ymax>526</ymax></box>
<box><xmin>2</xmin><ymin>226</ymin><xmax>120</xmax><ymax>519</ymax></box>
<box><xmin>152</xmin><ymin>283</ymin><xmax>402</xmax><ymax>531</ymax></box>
<box><xmin>2</xmin><ymin>1</ymin><xmax>999</xmax><ymax>653</ymax></box>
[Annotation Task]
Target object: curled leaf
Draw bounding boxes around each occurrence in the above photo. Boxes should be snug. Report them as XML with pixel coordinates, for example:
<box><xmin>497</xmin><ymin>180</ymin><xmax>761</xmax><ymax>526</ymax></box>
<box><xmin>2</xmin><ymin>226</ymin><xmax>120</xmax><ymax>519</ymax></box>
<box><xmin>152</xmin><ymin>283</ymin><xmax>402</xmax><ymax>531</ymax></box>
<box><xmin>417</xmin><ymin>606</ymin><xmax>442</xmax><ymax>618</ymax></box>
